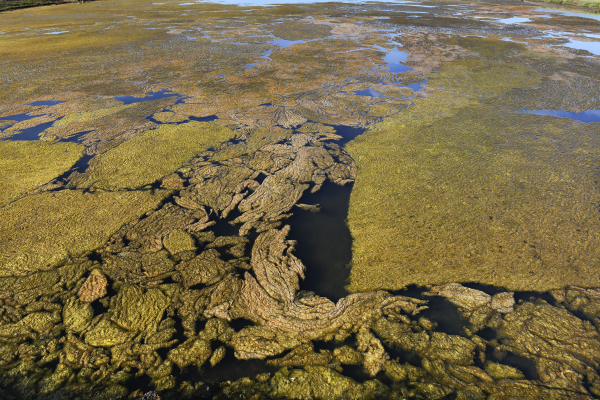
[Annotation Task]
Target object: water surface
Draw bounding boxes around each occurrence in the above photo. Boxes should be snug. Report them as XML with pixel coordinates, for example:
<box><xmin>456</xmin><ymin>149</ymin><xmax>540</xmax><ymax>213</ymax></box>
<box><xmin>515</xmin><ymin>109</ymin><xmax>600</xmax><ymax>122</ymax></box>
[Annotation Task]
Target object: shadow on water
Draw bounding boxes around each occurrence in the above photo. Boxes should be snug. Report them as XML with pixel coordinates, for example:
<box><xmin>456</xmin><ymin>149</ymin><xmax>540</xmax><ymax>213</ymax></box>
<box><xmin>486</xmin><ymin>347</ymin><xmax>540</xmax><ymax>380</ymax></box>
<box><xmin>287</xmin><ymin>181</ymin><xmax>354</xmax><ymax>302</ymax></box>
<box><xmin>61</xmin><ymin>130</ymin><xmax>93</xmax><ymax>143</ymax></box>
<box><xmin>52</xmin><ymin>154</ymin><xmax>94</xmax><ymax>183</ymax></box>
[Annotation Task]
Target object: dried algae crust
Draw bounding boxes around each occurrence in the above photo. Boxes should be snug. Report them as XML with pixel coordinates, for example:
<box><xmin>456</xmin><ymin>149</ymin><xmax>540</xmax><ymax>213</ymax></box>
<box><xmin>72</xmin><ymin>121</ymin><xmax>236</xmax><ymax>190</ymax></box>
<box><xmin>347</xmin><ymin>87</ymin><xmax>600</xmax><ymax>292</ymax></box>
<box><xmin>0</xmin><ymin>141</ymin><xmax>83</xmax><ymax>207</ymax></box>
<box><xmin>0</xmin><ymin>189</ymin><xmax>170</xmax><ymax>276</ymax></box>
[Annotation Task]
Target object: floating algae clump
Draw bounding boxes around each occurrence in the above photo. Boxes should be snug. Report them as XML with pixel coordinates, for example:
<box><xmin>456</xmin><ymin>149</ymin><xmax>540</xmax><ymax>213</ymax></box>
<box><xmin>0</xmin><ymin>189</ymin><xmax>170</xmax><ymax>276</ymax></box>
<box><xmin>0</xmin><ymin>141</ymin><xmax>83</xmax><ymax>207</ymax></box>
<box><xmin>72</xmin><ymin>121</ymin><xmax>236</xmax><ymax>190</ymax></box>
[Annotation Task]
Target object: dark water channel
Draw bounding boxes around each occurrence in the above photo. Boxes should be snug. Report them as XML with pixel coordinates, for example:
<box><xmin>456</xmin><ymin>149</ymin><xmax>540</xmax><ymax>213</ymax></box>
<box><xmin>28</xmin><ymin>100</ymin><xmax>65</xmax><ymax>106</ymax></box>
<box><xmin>115</xmin><ymin>89</ymin><xmax>180</xmax><ymax>104</ymax></box>
<box><xmin>0</xmin><ymin>112</ymin><xmax>44</xmax><ymax>122</ymax></box>
<box><xmin>287</xmin><ymin>181</ymin><xmax>354</xmax><ymax>301</ymax></box>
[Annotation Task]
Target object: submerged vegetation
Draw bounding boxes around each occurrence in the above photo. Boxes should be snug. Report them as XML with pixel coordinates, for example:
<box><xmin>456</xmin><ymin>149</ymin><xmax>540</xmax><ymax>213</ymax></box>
<box><xmin>0</xmin><ymin>0</ymin><xmax>600</xmax><ymax>398</ymax></box>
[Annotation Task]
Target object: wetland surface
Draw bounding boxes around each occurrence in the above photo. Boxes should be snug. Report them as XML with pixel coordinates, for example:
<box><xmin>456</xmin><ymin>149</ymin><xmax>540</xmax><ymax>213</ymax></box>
<box><xmin>1</xmin><ymin>0</ymin><xmax>600</xmax><ymax>398</ymax></box>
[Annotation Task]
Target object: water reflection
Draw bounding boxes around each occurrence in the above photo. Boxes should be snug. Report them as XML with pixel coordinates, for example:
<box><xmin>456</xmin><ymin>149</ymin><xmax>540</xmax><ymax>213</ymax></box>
<box><xmin>563</xmin><ymin>38</ymin><xmax>600</xmax><ymax>56</ymax></box>
<box><xmin>497</xmin><ymin>16</ymin><xmax>531</xmax><ymax>24</ymax></box>
<box><xmin>5</xmin><ymin>120</ymin><xmax>56</xmax><ymax>141</ymax></box>
<box><xmin>28</xmin><ymin>100</ymin><xmax>65</xmax><ymax>106</ymax></box>
<box><xmin>352</xmin><ymin>88</ymin><xmax>388</xmax><ymax>98</ymax></box>
<box><xmin>514</xmin><ymin>109</ymin><xmax>600</xmax><ymax>123</ymax></box>
<box><xmin>114</xmin><ymin>89</ymin><xmax>180</xmax><ymax>105</ymax></box>
<box><xmin>271</xmin><ymin>38</ymin><xmax>311</xmax><ymax>48</ymax></box>
<box><xmin>373</xmin><ymin>44</ymin><xmax>411</xmax><ymax>73</ymax></box>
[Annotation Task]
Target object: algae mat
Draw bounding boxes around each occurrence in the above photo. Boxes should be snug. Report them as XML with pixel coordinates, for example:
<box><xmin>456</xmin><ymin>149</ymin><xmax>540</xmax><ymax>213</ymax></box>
<box><xmin>347</xmin><ymin>92</ymin><xmax>600</xmax><ymax>292</ymax></box>
<box><xmin>0</xmin><ymin>141</ymin><xmax>83</xmax><ymax>207</ymax></box>
<box><xmin>0</xmin><ymin>189</ymin><xmax>170</xmax><ymax>276</ymax></box>
<box><xmin>72</xmin><ymin>121</ymin><xmax>236</xmax><ymax>190</ymax></box>
<box><xmin>0</xmin><ymin>0</ymin><xmax>600</xmax><ymax>399</ymax></box>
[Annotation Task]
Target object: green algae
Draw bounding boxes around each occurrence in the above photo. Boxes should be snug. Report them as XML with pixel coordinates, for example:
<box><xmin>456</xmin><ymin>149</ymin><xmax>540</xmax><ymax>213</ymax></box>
<box><xmin>71</xmin><ymin>121</ymin><xmax>236</xmax><ymax>190</ymax></box>
<box><xmin>0</xmin><ymin>141</ymin><xmax>83</xmax><ymax>207</ymax></box>
<box><xmin>0</xmin><ymin>189</ymin><xmax>170</xmax><ymax>276</ymax></box>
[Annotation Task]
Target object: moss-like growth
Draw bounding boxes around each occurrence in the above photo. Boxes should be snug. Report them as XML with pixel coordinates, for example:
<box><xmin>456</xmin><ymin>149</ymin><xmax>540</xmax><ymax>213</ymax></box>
<box><xmin>484</xmin><ymin>362</ymin><xmax>525</xmax><ymax>380</ymax></box>
<box><xmin>72</xmin><ymin>121</ymin><xmax>236</xmax><ymax>190</ymax></box>
<box><xmin>347</xmin><ymin>67</ymin><xmax>600</xmax><ymax>292</ymax></box>
<box><xmin>0</xmin><ymin>141</ymin><xmax>83</xmax><ymax>207</ymax></box>
<box><xmin>0</xmin><ymin>189</ymin><xmax>170</xmax><ymax>276</ymax></box>
<box><xmin>162</xmin><ymin>229</ymin><xmax>197</xmax><ymax>255</ymax></box>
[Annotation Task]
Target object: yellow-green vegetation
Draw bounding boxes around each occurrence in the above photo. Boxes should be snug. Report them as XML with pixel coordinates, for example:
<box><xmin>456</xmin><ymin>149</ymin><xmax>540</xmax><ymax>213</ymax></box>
<box><xmin>347</xmin><ymin>50</ymin><xmax>600</xmax><ymax>292</ymax></box>
<box><xmin>49</xmin><ymin>103</ymin><xmax>135</xmax><ymax>129</ymax></box>
<box><xmin>0</xmin><ymin>140</ymin><xmax>83</xmax><ymax>207</ymax></box>
<box><xmin>0</xmin><ymin>189</ymin><xmax>170</xmax><ymax>276</ymax></box>
<box><xmin>72</xmin><ymin>121</ymin><xmax>236</xmax><ymax>190</ymax></box>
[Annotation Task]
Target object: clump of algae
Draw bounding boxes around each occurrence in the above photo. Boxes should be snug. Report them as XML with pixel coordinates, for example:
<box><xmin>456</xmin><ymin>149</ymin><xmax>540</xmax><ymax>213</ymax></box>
<box><xmin>0</xmin><ymin>189</ymin><xmax>170</xmax><ymax>276</ymax></box>
<box><xmin>71</xmin><ymin>121</ymin><xmax>236</xmax><ymax>190</ymax></box>
<box><xmin>0</xmin><ymin>141</ymin><xmax>83</xmax><ymax>207</ymax></box>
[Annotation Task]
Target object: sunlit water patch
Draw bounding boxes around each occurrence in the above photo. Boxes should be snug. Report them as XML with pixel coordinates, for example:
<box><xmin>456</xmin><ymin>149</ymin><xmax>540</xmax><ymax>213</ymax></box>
<box><xmin>497</xmin><ymin>16</ymin><xmax>531</xmax><ymax>24</ymax></box>
<box><xmin>43</xmin><ymin>30</ymin><xmax>69</xmax><ymax>35</ymax></box>
<box><xmin>563</xmin><ymin>38</ymin><xmax>600</xmax><ymax>55</ymax></box>
<box><xmin>0</xmin><ymin>112</ymin><xmax>45</xmax><ymax>122</ymax></box>
<box><xmin>271</xmin><ymin>38</ymin><xmax>311</xmax><ymax>48</ymax></box>
<box><xmin>28</xmin><ymin>100</ymin><xmax>65</xmax><ymax>106</ymax></box>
